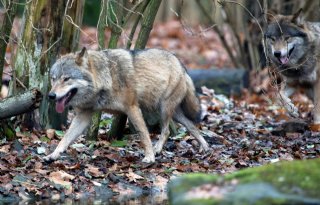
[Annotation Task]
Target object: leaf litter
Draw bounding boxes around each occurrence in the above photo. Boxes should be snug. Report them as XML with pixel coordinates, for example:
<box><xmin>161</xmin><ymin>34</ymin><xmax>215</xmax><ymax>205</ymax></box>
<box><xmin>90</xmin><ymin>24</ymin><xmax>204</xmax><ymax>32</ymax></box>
<box><xmin>1</xmin><ymin>85</ymin><xmax>319</xmax><ymax>204</ymax></box>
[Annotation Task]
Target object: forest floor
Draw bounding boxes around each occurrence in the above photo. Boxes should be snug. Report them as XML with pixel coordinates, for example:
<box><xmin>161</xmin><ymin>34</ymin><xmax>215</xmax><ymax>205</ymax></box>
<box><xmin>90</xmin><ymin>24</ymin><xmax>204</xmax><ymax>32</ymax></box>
<box><xmin>1</xmin><ymin>20</ymin><xmax>320</xmax><ymax>204</ymax></box>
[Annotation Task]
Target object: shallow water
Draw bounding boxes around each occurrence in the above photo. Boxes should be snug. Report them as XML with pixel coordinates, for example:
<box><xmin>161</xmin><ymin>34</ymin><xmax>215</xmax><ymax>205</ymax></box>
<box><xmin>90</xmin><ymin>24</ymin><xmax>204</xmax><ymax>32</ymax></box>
<box><xmin>5</xmin><ymin>191</ymin><xmax>168</xmax><ymax>205</ymax></box>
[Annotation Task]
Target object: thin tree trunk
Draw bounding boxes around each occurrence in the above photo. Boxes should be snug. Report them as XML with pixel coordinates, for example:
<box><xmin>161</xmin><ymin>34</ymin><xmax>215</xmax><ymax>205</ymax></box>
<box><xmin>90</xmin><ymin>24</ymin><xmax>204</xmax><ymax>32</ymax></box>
<box><xmin>12</xmin><ymin>0</ymin><xmax>68</xmax><ymax>129</ymax></box>
<box><xmin>87</xmin><ymin>0</ymin><xmax>124</xmax><ymax>141</ymax></box>
<box><xmin>48</xmin><ymin>0</ymin><xmax>85</xmax><ymax>130</ymax></box>
<box><xmin>108</xmin><ymin>0</ymin><xmax>162</xmax><ymax>139</ymax></box>
<box><xmin>0</xmin><ymin>0</ymin><xmax>17</xmax><ymax>91</ymax></box>
<box><xmin>134</xmin><ymin>0</ymin><xmax>162</xmax><ymax>49</ymax></box>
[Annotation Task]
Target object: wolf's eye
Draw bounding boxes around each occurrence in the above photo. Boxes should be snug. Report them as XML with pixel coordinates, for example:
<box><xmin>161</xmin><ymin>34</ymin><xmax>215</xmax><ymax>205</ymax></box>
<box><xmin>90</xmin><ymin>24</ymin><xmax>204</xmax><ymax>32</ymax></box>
<box><xmin>284</xmin><ymin>36</ymin><xmax>291</xmax><ymax>41</ymax></box>
<box><xmin>268</xmin><ymin>37</ymin><xmax>275</xmax><ymax>42</ymax></box>
<box><xmin>64</xmin><ymin>77</ymin><xmax>70</xmax><ymax>82</ymax></box>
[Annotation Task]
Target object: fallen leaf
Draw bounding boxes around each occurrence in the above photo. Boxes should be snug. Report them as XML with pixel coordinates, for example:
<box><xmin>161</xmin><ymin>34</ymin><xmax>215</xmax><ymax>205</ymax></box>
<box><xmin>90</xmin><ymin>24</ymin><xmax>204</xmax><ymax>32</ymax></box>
<box><xmin>153</xmin><ymin>175</ymin><xmax>168</xmax><ymax>191</ymax></box>
<box><xmin>37</xmin><ymin>147</ymin><xmax>46</xmax><ymax>154</ymax></box>
<box><xmin>85</xmin><ymin>164</ymin><xmax>104</xmax><ymax>178</ymax></box>
<box><xmin>125</xmin><ymin>169</ymin><xmax>144</xmax><ymax>182</ymax></box>
<box><xmin>309</xmin><ymin>123</ymin><xmax>320</xmax><ymax>132</ymax></box>
<box><xmin>0</xmin><ymin>145</ymin><xmax>10</xmax><ymax>153</ymax></box>
<box><xmin>46</xmin><ymin>129</ymin><xmax>55</xmax><ymax>139</ymax></box>
<box><xmin>49</xmin><ymin>170</ymin><xmax>75</xmax><ymax>189</ymax></box>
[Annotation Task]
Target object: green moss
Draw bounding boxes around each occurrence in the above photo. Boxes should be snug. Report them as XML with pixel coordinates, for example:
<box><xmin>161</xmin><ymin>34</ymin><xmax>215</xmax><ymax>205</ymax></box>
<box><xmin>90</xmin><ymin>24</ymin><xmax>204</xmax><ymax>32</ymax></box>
<box><xmin>168</xmin><ymin>173</ymin><xmax>219</xmax><ymax>203</ymax></box>
<box><xmin>225</xmin><ymin>159</ymin><xmax>320</xmax><ymax>198</ymax></box>
<box><xmin>169</xmin><ymin>159</ymin><xmax>320</xmax><ymax>205</ymax></box>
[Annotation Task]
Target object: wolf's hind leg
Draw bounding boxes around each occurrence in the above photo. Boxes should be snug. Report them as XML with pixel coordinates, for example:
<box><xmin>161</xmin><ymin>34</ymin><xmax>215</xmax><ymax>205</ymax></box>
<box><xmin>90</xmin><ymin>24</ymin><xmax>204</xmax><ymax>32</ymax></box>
<box><xmin>43</xmin><ymin>110</ymin><xmax>93</xmax><ymax>161</ymax></box>
<box><xmin>126</xmin><ymin>106</ymin><xmax>155</xmax><ymax>163</ymax></box>
<box><xmin>153</xmin><ymin>110</ymin><xmax>172</xmax><ymax>154</ymax></box>
<box><xmin>173</xmin><ymin>107</ymin><xmax>210</xmax><ymax>152</ymax></box>
<box><xmin>154</xmin><ymin>83</ymin><xmax>185</xmax><ymax>154</ymax></box>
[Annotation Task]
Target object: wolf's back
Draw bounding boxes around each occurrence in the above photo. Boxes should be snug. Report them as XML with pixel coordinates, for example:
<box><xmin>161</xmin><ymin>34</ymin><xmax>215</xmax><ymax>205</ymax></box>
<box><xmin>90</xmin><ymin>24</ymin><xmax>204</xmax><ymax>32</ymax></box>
<box><xmin>181</xmin><ymin>75</ymin><xmax>201</xmax><ymax>123</ymax></box>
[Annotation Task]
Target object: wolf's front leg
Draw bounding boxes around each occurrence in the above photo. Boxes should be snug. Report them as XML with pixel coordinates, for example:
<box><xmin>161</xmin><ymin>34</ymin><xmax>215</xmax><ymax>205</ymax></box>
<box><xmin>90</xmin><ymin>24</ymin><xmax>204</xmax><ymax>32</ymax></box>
<box><xmin>43</xmin><ymin>110</ymin><xmax>93</xmax><ymax>161</ymax></box>
<box><xmin>312</xmin><ymin>79</ymin><xmax>320</xmax><ymax>124</ymax></box>
<box><xmin>278</xmin><ymin>84</ymin><xmax>299</xmax><ymax>118</ymax></box>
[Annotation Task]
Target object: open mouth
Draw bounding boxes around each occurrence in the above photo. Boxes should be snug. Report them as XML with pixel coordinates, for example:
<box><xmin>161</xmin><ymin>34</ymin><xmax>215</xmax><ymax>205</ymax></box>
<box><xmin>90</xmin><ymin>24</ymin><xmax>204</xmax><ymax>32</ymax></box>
<box><xmin>55</xmin><ymin>88</ymin><xmax>77</xmax><ymax>113</ymax></box>
<box><xmin>278</xmin><ymin>47</ymin><xmax>295</xmax><ymax>65</ymax></box>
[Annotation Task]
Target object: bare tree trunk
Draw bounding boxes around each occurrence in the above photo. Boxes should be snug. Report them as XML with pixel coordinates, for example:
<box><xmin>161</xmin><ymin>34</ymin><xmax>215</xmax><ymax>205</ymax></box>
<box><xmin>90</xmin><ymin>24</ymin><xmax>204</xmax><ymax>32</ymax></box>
<box><xmin>0</xmin><ymin>0</ymin><xmax>17</xmax><ymax>91</ymax></box>
<box><xmin>48</xmin><ymin>0</ymin><xmax>85</xmax><ymax>129</ymax></box>
<box><xmin>12</xmin><ymin>0</ymin><xmax>68</xmax><ymax>129</ymax></box>
<box><xmin>108</xmin><ymin>0</ymin><xmax>162</xmax><ymax>139</ymax></box>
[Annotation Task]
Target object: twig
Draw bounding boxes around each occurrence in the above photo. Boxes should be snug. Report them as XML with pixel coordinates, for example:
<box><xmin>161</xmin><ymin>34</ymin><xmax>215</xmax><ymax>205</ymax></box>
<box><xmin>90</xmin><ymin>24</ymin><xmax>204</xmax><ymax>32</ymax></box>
<box><xmin>196</xmin><ymin>0</ymin><xmax>240</xmax><ymax>68</ymax></box>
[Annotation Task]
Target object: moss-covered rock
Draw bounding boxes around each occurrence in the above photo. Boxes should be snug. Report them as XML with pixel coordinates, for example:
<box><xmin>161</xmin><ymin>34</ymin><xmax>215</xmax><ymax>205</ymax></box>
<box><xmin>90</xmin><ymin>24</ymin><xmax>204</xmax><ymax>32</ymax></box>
<box><xmin>168</xmin><ymin>159</ymin><xmax>320</xmax><ymax>205</ymax></box>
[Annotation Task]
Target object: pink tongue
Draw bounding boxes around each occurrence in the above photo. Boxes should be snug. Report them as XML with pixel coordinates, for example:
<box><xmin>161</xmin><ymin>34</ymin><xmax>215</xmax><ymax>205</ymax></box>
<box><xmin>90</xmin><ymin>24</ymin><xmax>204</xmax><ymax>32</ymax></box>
<box><xmin>280</xmin><ymin>57</ymin><xmax>289</xmax><ymax>64</ymax></box>
<box><xmin>55</xmin><ymin>97</ymin><xmax>67</xmax><ymax>113</ymax></box>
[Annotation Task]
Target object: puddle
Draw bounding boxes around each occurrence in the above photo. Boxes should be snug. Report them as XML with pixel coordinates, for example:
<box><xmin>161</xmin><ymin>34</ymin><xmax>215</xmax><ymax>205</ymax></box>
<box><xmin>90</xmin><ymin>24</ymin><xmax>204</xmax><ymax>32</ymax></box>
<box><xmin>2</xmin><ymin>189</ymin><xmax>168</xmax><ymax>205</ymax></box>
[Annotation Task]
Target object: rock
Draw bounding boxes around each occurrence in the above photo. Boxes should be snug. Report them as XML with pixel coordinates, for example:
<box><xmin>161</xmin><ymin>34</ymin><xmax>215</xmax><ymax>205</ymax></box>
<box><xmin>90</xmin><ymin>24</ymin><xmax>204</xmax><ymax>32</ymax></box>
<box><xmin>168</xmin><ymin>158</ymin><xmax>320</xmax><ymax>205</ymax></box>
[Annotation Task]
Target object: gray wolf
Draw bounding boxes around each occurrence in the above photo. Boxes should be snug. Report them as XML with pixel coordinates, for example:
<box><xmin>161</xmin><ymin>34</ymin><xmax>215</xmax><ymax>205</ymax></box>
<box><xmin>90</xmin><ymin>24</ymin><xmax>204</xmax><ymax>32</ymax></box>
<box><xmin>44</xmin><ymin>47</ymin><xmax>210</xmax><ymax>163</ymax></box>
<box><xmin>263</xmin><ymin>9</ymin><xmax>320</xmax><ymax>123</ymax></box>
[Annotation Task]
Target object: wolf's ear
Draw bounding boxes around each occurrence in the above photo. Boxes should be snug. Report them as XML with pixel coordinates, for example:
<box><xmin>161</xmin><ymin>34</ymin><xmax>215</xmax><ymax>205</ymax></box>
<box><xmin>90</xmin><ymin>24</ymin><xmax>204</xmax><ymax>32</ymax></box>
<box><xmin>58</xmin><ymin>48</ymin><xmax>68</xmax><ymax>58</ymax></box>
<box><xmin>75</xmin><ymin>47</ymin><xmax>87</xmax><ymax>66</ymax></box>
<box><xmin>266</xmin><ymin>9</ymin><xmax>277</xmax><ymax>23</ymax></box>
<box><xmin>291</xmin><ymin>8</ymin><xmax>303</xmax><ymax>25</ymax></box>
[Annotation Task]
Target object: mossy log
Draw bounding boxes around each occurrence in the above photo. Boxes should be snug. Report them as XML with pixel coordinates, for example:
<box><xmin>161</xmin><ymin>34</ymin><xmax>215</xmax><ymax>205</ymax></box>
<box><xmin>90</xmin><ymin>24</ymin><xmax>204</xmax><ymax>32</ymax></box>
<box><xmin>169</xmin><ymin>158</ymin><xmax>320</xmax><ymax>205</ymax></box>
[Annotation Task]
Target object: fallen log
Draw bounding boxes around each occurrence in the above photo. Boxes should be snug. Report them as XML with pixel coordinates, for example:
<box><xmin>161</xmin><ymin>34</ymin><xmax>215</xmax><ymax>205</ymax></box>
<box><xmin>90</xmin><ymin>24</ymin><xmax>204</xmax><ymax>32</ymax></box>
<box><xmin>0</xmin><ymin>88</ymin><xmax>42</xmax><ymax>120</ymax></box>
<box><xmin>188</xmin><ymin>68</ymin><xmax>249</xmax><ymax>96</ymax></box>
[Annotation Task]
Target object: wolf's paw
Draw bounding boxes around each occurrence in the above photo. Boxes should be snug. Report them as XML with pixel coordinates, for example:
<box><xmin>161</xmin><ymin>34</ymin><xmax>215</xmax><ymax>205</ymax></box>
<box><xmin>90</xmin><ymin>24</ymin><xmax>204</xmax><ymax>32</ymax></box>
<box><xmin>284</xmin><ymin>102</ymin><xmax>299</xmax><ymax>118</ymax></box>
<box><xmin>43</xmin><ymin>153</ymin><xmax>59</xmax><ymax>162</ymax></box>
<box><xmin>200</xmin><ymin>143</ymin><xmax>211</xmax><ymax>153</ymax></box>
<box><xmin>142</xmin><ymin>154</ymin><xmax>155</xmax><ymax>163</ymax></box>
<box><xmin>288</xmin><ymin>106</ymin><xmax>299</xmax><ymax>118</ymax></box>
<box><xmin>153</xmin><ymin>142</ymin><xmax>164</xmax><ymax>154</ymax></box>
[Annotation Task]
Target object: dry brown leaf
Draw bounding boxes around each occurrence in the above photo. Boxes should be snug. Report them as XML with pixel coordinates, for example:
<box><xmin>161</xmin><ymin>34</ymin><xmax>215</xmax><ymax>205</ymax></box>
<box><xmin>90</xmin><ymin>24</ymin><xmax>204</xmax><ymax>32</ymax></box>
<box><xmin>49</xmin><ymin>170</ymin><xmax>75</xmax><ymax>189</ymax></box>
<box><xmin>0</xmin><ymin>145</ymin><xmax>10</xmax><ymax>153</ymax></box>
<box><xmin>35</xmin><ymin>169</ymin><xmax>49</xmax><ymax>175</ymax></box>
<box><xmin>85</xmin><ymin>164</ymin><xmax>104</xmax><ymax>178</ymax></box>
<box><xmin>309</xmin><ymin>123</ymin><xmax>320</xmax><ymax>132</ymax></box>
<box><xmin>153</xmin><ymin>175</ymin><xmax>168</xmax><ymax>191</ymax></box>
<box><xmin>125</xmin><ymin>169</ymin><xmax>144</xmax><ymax>182</ymax></box>
<box><xmin>46</xmin><ymin>129</ymin><xmax>55</xmax><ymax>139</ymax></box>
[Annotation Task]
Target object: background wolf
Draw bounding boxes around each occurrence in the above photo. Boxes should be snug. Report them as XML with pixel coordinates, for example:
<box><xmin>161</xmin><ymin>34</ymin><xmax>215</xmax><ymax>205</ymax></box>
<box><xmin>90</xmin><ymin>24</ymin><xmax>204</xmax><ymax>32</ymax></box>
<box><xmin>263</xmin><ymin>9</ymin><xmax>320</xmax><ymax>123</ymax></box>
<box><xmin>45</xmin><ymin>47</ymin><xmax>210</xmax><ymax>163</ymax></box>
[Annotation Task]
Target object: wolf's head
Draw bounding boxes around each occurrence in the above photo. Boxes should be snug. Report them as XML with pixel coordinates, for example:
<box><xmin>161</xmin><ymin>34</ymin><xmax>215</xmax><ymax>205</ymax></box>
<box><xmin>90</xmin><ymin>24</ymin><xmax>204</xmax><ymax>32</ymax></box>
<box><xmin>49</xmin><ymin>47</ymin><xmax>94</xmax><ymax>113</ymax></box>
<box><xmin>264</xmin><ymin>9</ymin><xmax>309</xmax><ymax>67</ymax></box>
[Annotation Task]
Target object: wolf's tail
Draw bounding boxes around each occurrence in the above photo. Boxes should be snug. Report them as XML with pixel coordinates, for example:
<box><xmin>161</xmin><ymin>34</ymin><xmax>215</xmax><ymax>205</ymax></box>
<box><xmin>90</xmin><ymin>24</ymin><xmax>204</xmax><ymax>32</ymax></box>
<box><xmin>181</xmin><ymin>75</ymin><xmax>202</xmax><ymax>123</ymax></box>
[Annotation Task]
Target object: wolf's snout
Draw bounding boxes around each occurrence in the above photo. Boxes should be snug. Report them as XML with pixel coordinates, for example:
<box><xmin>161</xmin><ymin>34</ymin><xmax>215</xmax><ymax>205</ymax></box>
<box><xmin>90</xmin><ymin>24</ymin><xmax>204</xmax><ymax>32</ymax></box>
<box><xmin>274</xmin><ymin>51</ymin><xmax>281</xmax><ymax>58</ymax></box>
<box><xmin>48</xmin><ymin>92</ymin><xmax>56</xmax><ymax>100</ymax></box>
